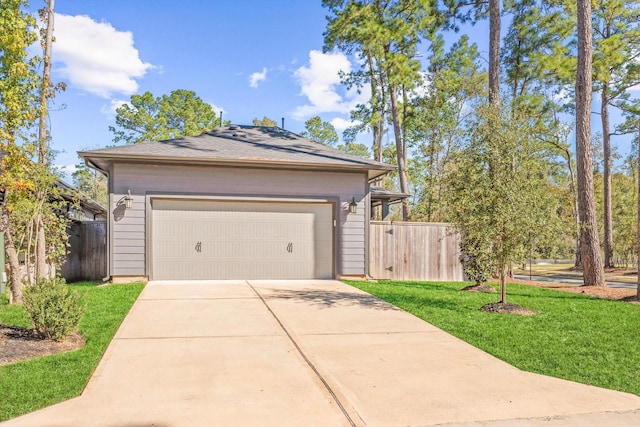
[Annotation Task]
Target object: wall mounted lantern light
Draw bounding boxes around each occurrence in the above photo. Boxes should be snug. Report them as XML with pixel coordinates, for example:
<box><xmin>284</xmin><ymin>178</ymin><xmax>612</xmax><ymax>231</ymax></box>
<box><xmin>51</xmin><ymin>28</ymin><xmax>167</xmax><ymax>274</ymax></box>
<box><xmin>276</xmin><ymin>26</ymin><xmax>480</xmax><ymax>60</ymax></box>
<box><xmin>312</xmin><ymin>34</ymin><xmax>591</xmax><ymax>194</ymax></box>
<box><xmin>119</xmin><ymin>190</ymin><xmax>133</xmax><ymax>209</ymax></box>
<box><xmin>349</xmin><ymin>197</ymin><xmax>358</xmax><ymax>214</ymax></box>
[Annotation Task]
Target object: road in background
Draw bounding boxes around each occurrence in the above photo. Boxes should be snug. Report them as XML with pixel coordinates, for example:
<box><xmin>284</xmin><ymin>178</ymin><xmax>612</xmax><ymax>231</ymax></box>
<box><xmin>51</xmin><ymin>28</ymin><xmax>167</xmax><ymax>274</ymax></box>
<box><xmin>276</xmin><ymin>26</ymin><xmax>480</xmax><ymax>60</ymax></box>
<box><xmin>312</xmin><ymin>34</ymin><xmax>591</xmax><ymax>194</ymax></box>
<box><xmin>514</xmin><ymin>274</ymin><xmax>637</xmax><ymax>290</ymax></box>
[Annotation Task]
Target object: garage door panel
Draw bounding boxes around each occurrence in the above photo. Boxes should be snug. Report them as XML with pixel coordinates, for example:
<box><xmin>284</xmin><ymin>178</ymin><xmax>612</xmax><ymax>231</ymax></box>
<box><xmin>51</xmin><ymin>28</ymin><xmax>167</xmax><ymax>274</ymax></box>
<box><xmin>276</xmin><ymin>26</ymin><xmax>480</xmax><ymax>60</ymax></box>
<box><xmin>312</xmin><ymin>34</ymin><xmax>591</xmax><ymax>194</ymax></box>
<box><xmin>151</xmin><ymin>199</ymin><xmax>333</xmax><ymax>280</ymax></box>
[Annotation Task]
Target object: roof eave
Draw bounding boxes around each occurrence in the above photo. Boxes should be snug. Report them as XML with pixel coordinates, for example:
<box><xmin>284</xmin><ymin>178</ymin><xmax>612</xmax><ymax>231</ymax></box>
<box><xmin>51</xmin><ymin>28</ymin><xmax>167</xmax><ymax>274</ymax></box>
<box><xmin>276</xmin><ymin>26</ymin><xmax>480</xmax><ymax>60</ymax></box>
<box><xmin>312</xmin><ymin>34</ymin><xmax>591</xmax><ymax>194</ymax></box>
<box><xmin>78</xmin><ymin>152</ymin><xmax>395</xmax><ymax>179</ymax></box>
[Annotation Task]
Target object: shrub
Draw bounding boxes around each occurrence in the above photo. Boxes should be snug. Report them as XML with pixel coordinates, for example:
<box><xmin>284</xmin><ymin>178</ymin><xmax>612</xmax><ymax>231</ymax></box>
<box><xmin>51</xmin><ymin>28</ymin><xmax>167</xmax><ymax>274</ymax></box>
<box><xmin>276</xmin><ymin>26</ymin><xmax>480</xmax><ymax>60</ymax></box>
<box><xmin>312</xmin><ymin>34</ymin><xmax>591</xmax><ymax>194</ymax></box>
<box><xmin>459</xmin><ymin>235</ymin><xmax>495</xmax><ymax>286</ymax></box>
<box><xmin>23</xmin><ymin>278</ymin><xmax>86</xmax><ymax>341</ymax></box>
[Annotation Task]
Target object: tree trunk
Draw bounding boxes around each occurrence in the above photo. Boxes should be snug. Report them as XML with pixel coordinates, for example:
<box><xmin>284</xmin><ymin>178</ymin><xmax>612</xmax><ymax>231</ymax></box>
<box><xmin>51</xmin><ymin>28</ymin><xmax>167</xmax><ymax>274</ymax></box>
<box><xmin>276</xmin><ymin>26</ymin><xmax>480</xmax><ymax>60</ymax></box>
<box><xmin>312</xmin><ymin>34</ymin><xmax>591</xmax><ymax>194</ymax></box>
<box><xmin>565</xmin><ymin>148</ymin><xmax>581</xmax><ymax>268</ymax></box>
<box><xmin>576</xmin><ymin>0</ymin><xmax>605</xmax><ymax>287</ymax></box>
<box><xmin>368</xmin><ymin>54</ymin><xmax>383</xmax><ymax>163</ymax></box>
<box><xmin>1</xmin><ymin>209</ymin><xmax>23</xmax><ymax>303</ymax></box>
<box><xmin>37</xmin><ymin>0</ymin><xmax>54</xmax><ymax>164</ymax></box>
<box><xmin>35</xmin><ymin>215</ymin><xmax>47</xmax><ymax>279</ymax></box>
<box><xmin>489</xmin><ymin>0</ymin><xmax>501</xmax><ymax>107</ymax></box>
<box><xmin>637</xmin><ymin>119</ymin><xmax>640</xmax><ymax>299</ymax></box>
<box><xmin>389</xmin><ymin>82</ymin><xmax>411</xmax><ymax>221</ymax></box>
<box><xmin>368</xmin><ymin>54</ymin><xmax>384</xmax><ymax>220</ymax></box>
<box><xmin>34</xmin><ymin>0</ymin><xmax>54</xmax><ymax>279</ymax></box>
<box><xmin>601</xmin><ymin>86</ymin><xmax>614</xmax><ymax>268</ymax></box>
<box><xmin>500</xmin><ymin>263</ymin><xmax>507</xmax><ymax>304</ymax></box>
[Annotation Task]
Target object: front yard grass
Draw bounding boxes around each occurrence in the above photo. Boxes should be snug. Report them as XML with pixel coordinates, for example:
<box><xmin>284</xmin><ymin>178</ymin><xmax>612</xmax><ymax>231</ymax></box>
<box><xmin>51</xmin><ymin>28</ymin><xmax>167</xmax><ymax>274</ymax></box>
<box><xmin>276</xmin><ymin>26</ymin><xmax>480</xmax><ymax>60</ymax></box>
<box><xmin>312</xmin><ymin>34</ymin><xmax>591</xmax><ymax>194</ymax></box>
<box><xmin>345</xmin><ymin>280</ymin><xmax>640</xmax><ymax>397</ymax></box>
<box><xmin>0</xmin><ymin>282</ymin><xmax>144</xmax><ymax>422</ymax></box>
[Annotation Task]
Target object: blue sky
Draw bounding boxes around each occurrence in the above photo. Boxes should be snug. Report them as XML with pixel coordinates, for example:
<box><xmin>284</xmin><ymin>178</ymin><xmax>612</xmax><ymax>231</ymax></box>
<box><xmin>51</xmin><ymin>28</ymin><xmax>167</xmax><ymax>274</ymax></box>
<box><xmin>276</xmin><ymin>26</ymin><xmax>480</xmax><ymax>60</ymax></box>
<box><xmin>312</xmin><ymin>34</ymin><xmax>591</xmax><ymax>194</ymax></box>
<box><xmin>25</xmin><ymin>1</ymin><xmax>637</xmax><ymax>180</ymax></box>
<box><xmin>34</xmin><ymin>0</ymin><xmax>366</xmax><ymax>176</ymax></box>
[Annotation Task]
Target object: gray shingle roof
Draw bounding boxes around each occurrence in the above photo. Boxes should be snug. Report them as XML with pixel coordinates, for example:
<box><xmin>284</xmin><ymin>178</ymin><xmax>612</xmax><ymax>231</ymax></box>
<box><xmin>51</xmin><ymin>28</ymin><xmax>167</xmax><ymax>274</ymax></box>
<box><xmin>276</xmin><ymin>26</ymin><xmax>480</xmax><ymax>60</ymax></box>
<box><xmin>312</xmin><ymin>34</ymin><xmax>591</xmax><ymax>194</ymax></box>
<box><xmin>80</xmin><ymin>125</ymin><xmax>394</xmax><ymax>179</ymax></box>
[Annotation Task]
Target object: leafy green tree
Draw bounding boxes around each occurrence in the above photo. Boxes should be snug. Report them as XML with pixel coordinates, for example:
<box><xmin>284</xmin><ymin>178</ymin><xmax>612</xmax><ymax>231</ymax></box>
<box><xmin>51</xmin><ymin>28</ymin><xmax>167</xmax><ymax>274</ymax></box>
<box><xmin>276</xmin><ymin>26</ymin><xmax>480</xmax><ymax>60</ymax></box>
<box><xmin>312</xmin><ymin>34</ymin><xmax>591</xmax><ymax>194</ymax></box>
<box><xmin>301</xmin><ymin>116</ymin><xmax>338</xmax><ymax>146</ymax></box>
<box><xmin>611</xmin><ymin>166</ymin><xmax>637</xmax><ymax>266</ymax></box>
<box><xmin>252</xmin><ymin>116</ymin><xmax>278</xmax><ymax>127</ymax></box>
<box><xmin>501</xmin><ymin>0</ymin><xmax>574</xmax><ymax>106</ymax></box>
<box><xmin>444</xmin><ymin>104</ymin><xmax>563</xmax><ymax>303</ymax></box>
<box><xmin>408</xmin><ymin>34</ymin><xmax>485</xmax><ymax>222</ymax></box>
<box><xmin>73</xmin><ymin>162</ymin><xmax>107</xmax><ymax>205</ymax></box>
<box><xmin>0</xmin><ymin>0</ymin><xmax>69</xmax><ymax>302</ymax></box>
<box><xmin>110</xmin><ymin>89</ymin><xmax>220</xmax><ymax>144</ymax></box>
<box><xmin>443</xmin><ymin>0</ymin><xmax>500</xmax><ymax>105</ymax></box>
<box><xmin>324</xmin><ymin>0</ymin><xmax>440</xmax><ymax>221</ymax></box>
<box><xmin>0</xmin><ymin>0</ymin><xmax>41</xmax><ymax>302</ymax></box>
<box><xmin>337</xmin><ymin>141</ymin><xmax>371</xmax><ymax>158</ymax></box>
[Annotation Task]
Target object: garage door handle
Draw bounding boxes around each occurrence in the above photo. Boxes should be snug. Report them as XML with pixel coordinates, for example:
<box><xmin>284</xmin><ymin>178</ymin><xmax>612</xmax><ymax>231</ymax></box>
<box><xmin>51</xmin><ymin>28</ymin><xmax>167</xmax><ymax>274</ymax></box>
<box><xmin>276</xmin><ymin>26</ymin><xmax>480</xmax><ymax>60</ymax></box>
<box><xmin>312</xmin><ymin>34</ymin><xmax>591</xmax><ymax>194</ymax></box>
<box><xmin>195</xmin><ymin>242</ymin><xmax>202</xmax><ymax>253</ymax></box>
<box><xmin>287</xmin><ymin>242</ymin><xmax>293</xmax><ymax>253</ymax></box>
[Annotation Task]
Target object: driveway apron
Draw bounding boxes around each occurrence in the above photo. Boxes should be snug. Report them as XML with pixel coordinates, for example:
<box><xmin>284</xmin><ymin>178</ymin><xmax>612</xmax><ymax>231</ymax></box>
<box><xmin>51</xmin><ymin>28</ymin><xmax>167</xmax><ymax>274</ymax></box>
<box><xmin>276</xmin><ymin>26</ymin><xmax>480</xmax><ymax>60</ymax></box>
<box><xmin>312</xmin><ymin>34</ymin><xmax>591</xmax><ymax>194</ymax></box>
<box><xmin>3</xmin><ymin>280</ymin><xmax>640</xmax><ymax>427</ymax></box>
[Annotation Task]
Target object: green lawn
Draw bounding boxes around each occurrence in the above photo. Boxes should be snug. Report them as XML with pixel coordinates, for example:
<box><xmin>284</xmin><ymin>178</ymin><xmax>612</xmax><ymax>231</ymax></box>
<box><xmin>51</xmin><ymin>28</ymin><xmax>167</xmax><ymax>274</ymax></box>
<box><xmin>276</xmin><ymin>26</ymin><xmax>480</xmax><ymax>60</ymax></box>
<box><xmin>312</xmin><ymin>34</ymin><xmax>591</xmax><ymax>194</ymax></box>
<box><xmin>345</xmin><ymin>280</ymin><xmax>640</xmax><ymax>396</ymax></box>
<box><xmin>0</xmin><ymin>282</ymin><xmax>144</xmax><ymax>421</ymax></box>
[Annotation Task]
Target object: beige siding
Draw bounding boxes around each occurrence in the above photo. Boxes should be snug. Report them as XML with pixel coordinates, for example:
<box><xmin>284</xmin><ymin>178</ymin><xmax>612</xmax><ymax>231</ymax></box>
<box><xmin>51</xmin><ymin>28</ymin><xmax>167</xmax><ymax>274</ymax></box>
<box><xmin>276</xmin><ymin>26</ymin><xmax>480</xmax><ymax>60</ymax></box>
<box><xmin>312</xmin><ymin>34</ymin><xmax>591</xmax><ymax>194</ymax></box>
<box><xmin>110</xmin><ymin>163</ymin><xmax>367</xmax><ymax>277</ymax></box>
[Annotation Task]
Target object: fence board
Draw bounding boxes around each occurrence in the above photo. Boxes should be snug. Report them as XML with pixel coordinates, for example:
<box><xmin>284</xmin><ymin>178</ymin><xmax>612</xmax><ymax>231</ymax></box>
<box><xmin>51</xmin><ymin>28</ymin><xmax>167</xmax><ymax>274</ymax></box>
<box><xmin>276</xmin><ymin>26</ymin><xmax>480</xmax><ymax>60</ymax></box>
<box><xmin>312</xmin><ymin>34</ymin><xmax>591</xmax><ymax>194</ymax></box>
<box><xmin>370</xmin><ymin>221</ymin><xmax>464</xmax><ymax>281</ymax></box>
<box><xmin>61</xmin><ymin>221</ymin><xmax>107</xmax><ymax>282</ymax></box>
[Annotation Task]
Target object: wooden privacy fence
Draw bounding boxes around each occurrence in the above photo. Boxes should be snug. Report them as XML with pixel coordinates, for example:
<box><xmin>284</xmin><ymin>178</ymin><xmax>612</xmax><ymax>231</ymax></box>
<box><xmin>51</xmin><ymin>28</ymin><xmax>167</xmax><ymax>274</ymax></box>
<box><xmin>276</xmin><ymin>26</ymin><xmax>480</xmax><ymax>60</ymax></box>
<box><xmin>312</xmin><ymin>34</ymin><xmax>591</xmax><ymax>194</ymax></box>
<box><xmin>61</xmin><ymin>221</ymin><xmax>107</xmax><ymax>282</ymax></box>
<box><xmin>370</xmin><ymin>221</ymin><xmax>464</xmax><ymax>281</ymax></box>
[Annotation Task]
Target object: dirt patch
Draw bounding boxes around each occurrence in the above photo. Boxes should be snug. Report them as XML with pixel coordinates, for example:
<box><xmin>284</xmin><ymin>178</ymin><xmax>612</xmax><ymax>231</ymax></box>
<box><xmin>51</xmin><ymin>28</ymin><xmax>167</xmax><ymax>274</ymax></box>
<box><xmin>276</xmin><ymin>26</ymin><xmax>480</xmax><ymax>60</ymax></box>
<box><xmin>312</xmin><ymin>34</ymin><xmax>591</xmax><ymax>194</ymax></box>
<box><xmin>461</xmin><ymin>284</ymin><xmax>496</xmax><ymax>293</ymax></box>
<box><xmin>0</xmin><ymin>325</ymin><xmax>85</xmax><ymax>366</ymax></box>
<box><xmin>507</xmin><ymin>278</ymin><xmax>640</xmax><ymax>305</ymax></box>
<box><xmin>480</xmin><ymin>301</ymin><xmax>537</xmax><ymax>315</ymax></box>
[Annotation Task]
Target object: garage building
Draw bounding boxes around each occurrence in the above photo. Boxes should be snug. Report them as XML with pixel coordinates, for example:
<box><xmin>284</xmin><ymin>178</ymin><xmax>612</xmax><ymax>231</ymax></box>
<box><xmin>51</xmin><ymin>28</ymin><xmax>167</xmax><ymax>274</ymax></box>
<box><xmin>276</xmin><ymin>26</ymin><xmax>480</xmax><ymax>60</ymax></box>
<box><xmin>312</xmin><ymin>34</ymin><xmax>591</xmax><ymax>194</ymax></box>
<box><xmin>79</xmin><ymin>125</ymin><xmax>394</xmax><ymax>282</ymax></box>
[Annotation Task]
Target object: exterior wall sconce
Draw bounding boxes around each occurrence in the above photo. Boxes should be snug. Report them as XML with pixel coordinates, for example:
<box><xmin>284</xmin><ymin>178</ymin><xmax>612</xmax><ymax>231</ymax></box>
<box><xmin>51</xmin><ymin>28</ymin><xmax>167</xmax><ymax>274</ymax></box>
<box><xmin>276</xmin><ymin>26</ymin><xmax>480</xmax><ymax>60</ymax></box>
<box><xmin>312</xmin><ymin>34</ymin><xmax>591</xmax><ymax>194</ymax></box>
<box><xmin>349</xmin><ymin>197</ymin><xmax>358</xmax><ymax>214</ymax></box>
<box><xmin>120</xmin><ymin>190</ymin><xmax>133</xmax><ymax>209</ymax></box>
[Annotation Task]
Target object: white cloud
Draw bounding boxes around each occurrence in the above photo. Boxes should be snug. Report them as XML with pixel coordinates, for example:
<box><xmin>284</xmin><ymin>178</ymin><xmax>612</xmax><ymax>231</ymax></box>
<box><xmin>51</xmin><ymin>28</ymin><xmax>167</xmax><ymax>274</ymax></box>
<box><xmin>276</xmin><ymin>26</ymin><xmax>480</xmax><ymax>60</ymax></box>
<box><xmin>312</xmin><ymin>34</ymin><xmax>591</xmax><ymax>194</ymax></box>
<box><xmin>99</xmin><ymin>99</ymin><xmax>128</xmax><ymax>117</ymax></box>
<box><xmin>330</xmin><ymin>117</ymin><xmax>355</xmax><ymax>133</ymax></box>
<box><xmin>292</xmin><ymin>50</ymin><xmax>368</xmax><ymax>120</ymax></box>
<box><xmin>208</xmin><ymin>102</ymin><xmax>226</xmax><ymax>114</ymax></box>
<box><xmin>249</xmin><ymin>67</ymin><xmax>268</xmax><ymax>88</ymax></box>
<box><xmin>53</xmin><ymin>14</ymin><xmax>153</xmax><ymax>98</ymax></box>
<box><xmin>55</xmin><ymin>164</ymin><xmax>78</xmax><ymax>182</ymax></box>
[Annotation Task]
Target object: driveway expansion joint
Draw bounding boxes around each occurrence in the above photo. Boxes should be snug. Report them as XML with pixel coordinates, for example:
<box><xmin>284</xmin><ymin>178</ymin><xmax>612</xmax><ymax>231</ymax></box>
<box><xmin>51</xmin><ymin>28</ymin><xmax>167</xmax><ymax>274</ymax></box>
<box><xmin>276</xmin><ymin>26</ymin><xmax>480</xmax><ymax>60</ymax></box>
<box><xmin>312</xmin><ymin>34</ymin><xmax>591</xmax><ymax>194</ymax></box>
<box><xmin>246</xmin><ymin>280</ymin><xmax>360</xmax><ymax>427</ymax></box>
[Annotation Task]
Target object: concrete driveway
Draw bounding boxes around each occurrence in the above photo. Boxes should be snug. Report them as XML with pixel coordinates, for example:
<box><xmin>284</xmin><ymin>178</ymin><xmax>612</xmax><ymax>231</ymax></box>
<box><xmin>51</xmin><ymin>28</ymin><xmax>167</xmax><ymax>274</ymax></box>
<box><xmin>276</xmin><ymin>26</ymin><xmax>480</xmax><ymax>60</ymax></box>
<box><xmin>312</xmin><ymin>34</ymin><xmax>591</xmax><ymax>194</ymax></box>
<box><xmin>3</xmin><ymin>280</ymin><xmax>640</xmax><ymax>426</ymax></box>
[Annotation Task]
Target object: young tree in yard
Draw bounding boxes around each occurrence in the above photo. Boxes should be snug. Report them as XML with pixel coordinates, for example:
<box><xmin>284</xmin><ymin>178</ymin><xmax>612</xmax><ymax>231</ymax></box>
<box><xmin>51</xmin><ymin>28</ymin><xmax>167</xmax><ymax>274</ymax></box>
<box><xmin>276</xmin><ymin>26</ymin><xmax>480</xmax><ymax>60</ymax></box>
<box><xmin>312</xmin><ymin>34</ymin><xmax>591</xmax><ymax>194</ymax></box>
<box><xmin>575</xmin><ymin>0</ymin><xmax>605</xmax><ymax>286</ymax></box>
<box><xmin>110</xmin><ymin>89</ymin><xmax>220</xmax><ymax>144</ymax></box>
<box><xmin>444</xmin><ymin>104</ymin><xmax>563</xmax><ymax>305</ymax></box>
<box><xmin>301</xmin><ymin>116</ymin><xmax>338</xmax><ymax>146</ymax></box>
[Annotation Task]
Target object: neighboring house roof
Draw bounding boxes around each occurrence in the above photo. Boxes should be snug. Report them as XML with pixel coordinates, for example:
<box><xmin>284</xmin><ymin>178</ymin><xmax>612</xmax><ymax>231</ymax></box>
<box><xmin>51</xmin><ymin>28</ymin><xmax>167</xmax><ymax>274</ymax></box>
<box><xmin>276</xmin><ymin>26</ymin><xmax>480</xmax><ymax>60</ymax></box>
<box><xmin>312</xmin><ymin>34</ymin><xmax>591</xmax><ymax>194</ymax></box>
<box><xmin>370</xmin><ymin>186</ymin><xmax>410</xmax><ymax>207</ymax></box>
<box><xmin>56</xmin><ymin>180</ymin><xmax>107</xmax><ymax>218</ymax></box>
<box><xmin>79</xmin><ymin>125</ymin><xmax>395</xmax><ymax>180</ymax></box>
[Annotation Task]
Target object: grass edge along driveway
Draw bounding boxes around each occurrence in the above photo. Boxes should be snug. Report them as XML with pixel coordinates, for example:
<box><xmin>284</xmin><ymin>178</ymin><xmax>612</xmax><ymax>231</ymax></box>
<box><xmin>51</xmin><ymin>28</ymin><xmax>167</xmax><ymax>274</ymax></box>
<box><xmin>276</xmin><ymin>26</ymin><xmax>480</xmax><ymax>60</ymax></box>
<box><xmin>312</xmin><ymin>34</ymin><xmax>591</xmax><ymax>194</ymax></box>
<box><xmin>0</xmin><ymin>282</ymin><xmax>144</xmax><ymax>422</ymax></box>
<box><xmin>345</xmin><ymin>280</ymin><xmax>640</xmax><ymax>397</ymax></box>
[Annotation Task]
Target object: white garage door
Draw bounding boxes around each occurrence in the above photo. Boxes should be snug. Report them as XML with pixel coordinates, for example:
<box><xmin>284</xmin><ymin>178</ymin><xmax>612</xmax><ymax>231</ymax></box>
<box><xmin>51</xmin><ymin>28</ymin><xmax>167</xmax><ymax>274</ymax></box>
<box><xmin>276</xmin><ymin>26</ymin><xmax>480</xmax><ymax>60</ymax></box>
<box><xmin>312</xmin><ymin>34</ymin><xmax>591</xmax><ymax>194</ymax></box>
<box><xmin>151</xmin><ymin>199</ymin><xmax>333</xmax><ymax>280</ymax></box>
